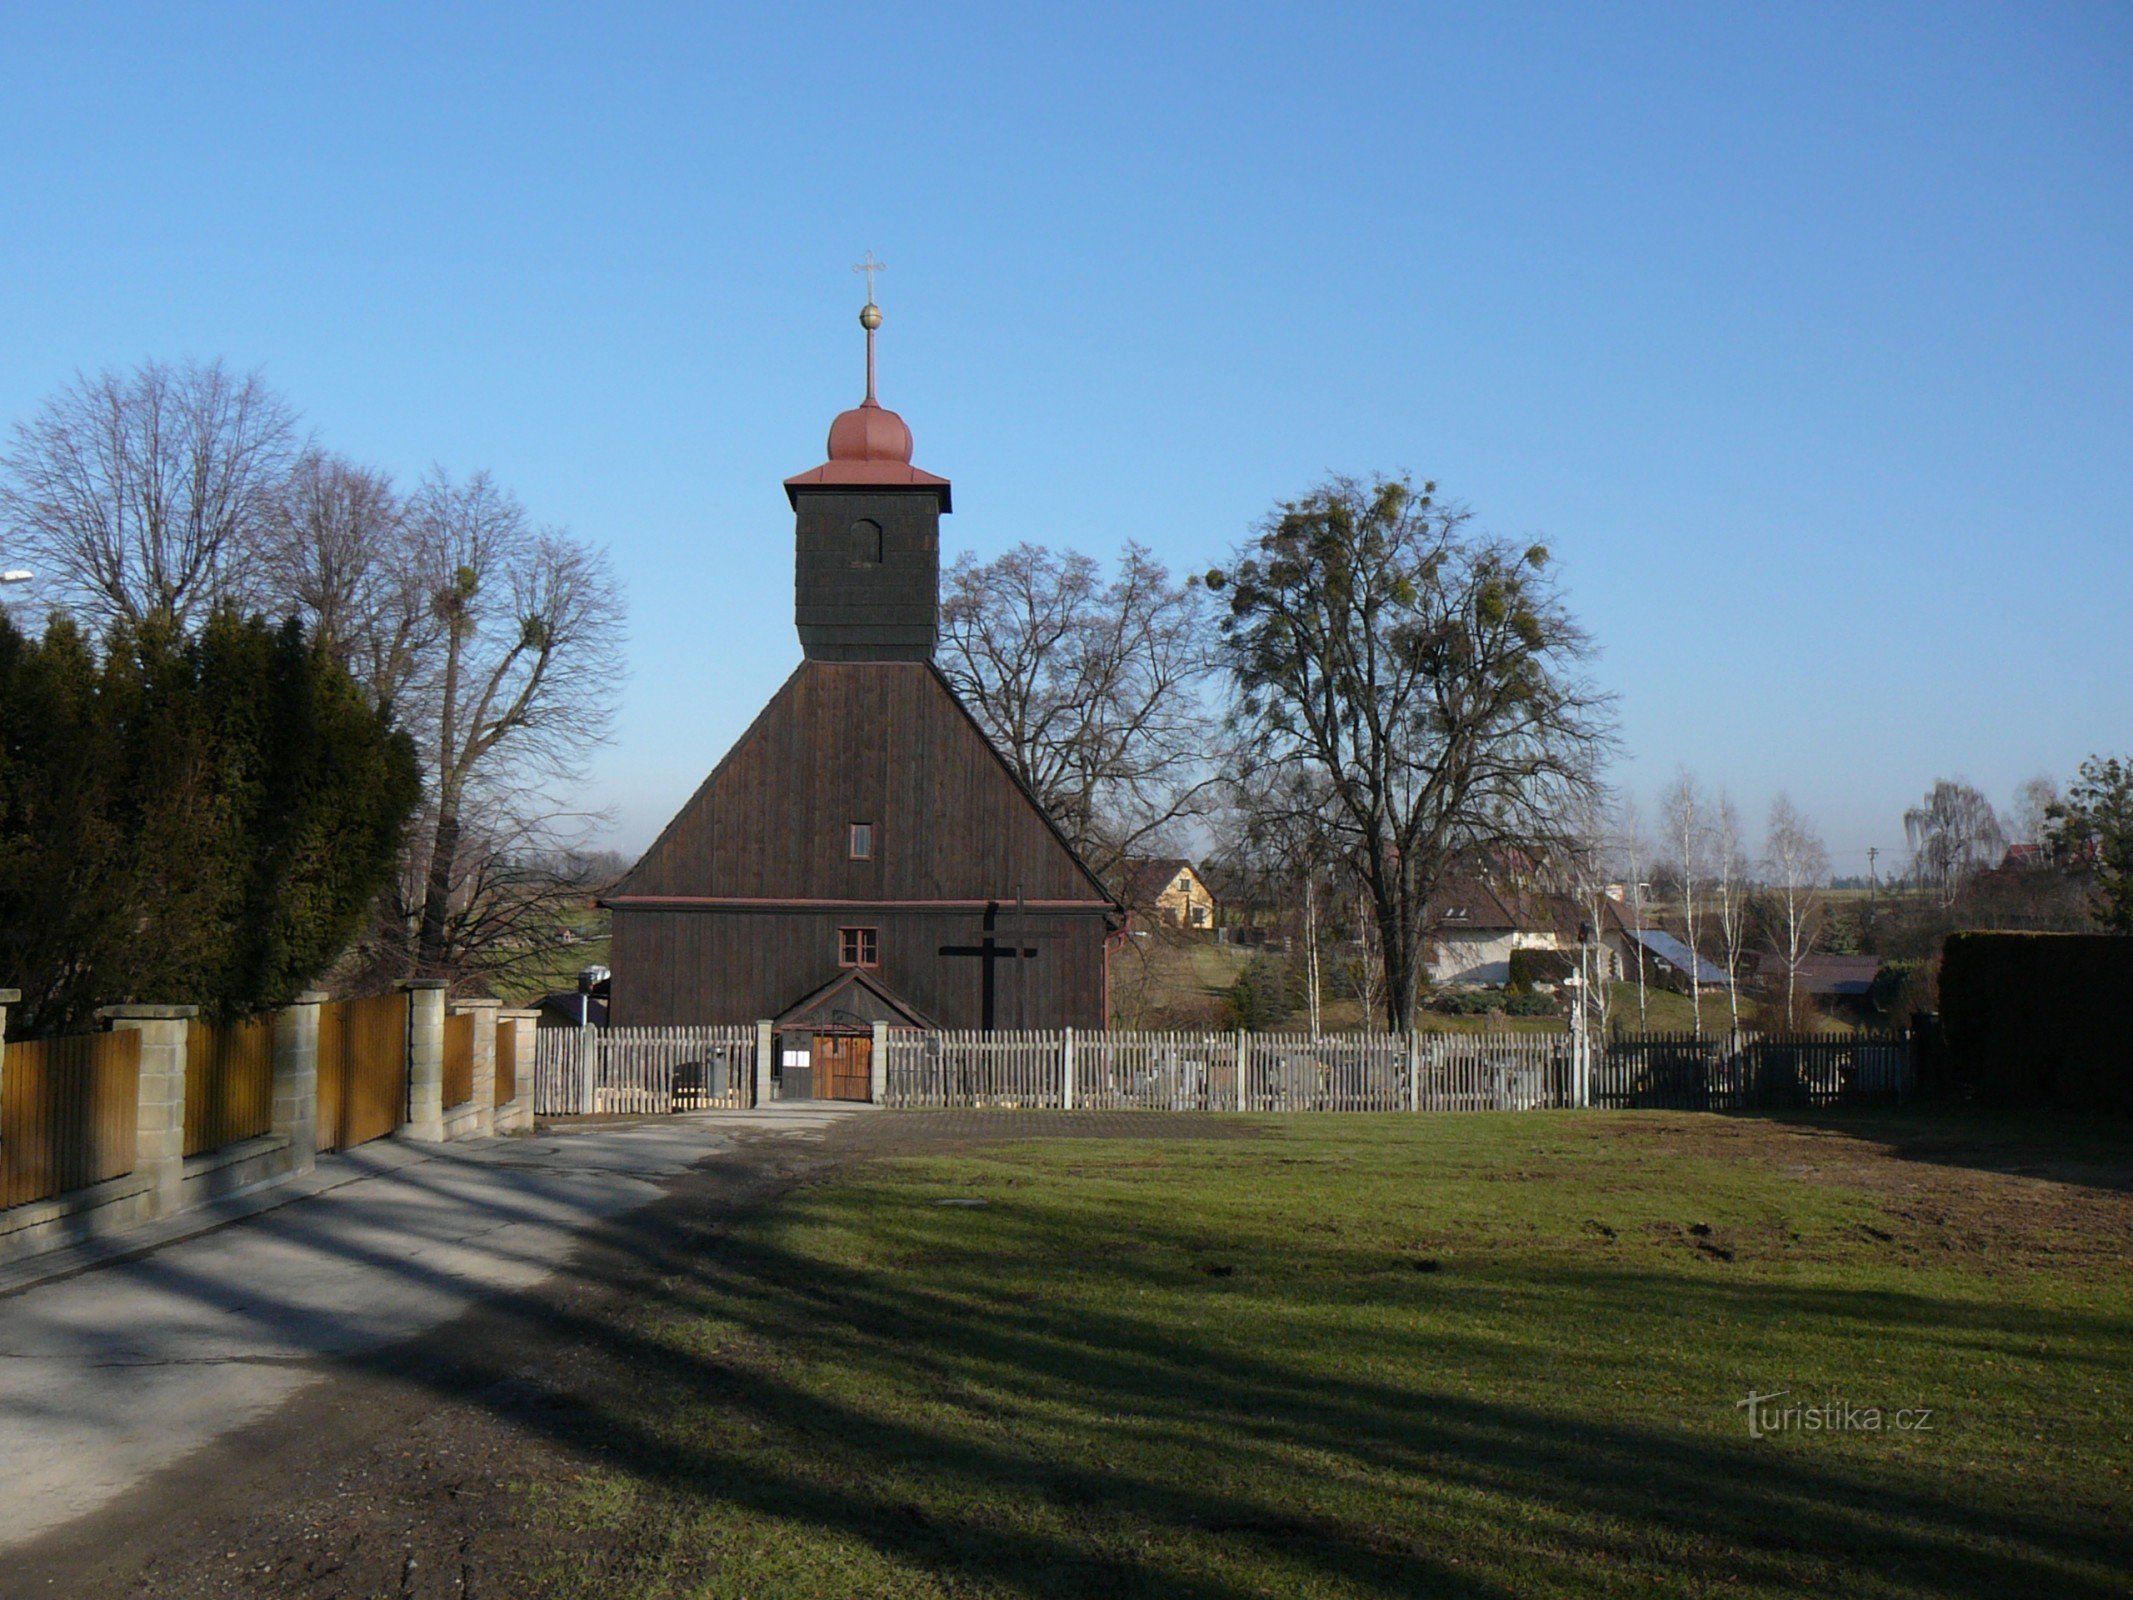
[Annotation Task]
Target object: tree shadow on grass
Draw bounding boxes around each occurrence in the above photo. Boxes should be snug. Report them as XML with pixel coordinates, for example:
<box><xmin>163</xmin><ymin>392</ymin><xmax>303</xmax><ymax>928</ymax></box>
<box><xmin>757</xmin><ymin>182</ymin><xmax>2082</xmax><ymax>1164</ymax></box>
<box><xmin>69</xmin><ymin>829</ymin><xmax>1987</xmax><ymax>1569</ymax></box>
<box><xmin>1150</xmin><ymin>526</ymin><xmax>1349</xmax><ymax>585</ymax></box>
<box><xmin>332</xmin><ymin>1160</ymin><xmax>2132</xmax><ymax>1600</ymax></box>
<box><xmin>1730</xmin><ymin>1105</ymin><xmax>2133</xmax><ymax>1195</ymax></box>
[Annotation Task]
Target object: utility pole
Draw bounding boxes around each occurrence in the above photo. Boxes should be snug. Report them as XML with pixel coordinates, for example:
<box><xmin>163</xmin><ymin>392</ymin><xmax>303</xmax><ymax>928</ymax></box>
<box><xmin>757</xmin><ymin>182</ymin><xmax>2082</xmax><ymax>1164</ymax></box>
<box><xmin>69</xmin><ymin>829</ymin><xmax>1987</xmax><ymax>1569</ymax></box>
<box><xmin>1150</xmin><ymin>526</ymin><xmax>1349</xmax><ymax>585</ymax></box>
<box><xmin>1866</xmin><ymin>846</ymin><xmax>1879</xmax><ymax>924</ymax></box>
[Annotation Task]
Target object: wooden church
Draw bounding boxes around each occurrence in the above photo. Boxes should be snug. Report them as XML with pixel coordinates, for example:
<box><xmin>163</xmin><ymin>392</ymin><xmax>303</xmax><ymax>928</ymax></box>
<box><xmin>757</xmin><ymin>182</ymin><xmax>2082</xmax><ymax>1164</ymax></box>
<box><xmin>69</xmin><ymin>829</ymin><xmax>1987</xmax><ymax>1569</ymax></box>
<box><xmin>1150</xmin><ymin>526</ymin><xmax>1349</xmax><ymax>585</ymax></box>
<box><xmin>604</xmin><ymin>289</ymin><xmax>1118</xmax><ymax>1089</ymax></box>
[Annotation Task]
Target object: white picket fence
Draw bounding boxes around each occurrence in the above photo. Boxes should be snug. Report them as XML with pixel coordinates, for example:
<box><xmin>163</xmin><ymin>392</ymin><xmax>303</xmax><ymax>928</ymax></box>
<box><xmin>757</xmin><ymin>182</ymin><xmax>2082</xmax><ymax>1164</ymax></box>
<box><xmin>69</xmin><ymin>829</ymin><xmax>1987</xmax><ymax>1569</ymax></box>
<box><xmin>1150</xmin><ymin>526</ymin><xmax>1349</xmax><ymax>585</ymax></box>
<box><xmin>882</xmin><ymin>1028</ymin><xmax>1579</xmax><ymax>1112</ymax></box>
<box><xmin>528</xmin><ymin>1024</ymin><xmax>1907</xmax><ymax>1118</ymax></box>
<box><xmin>533</xmin><ymin>1025</ymin><xmax>756</xmax><ymax>1115</ymax></box>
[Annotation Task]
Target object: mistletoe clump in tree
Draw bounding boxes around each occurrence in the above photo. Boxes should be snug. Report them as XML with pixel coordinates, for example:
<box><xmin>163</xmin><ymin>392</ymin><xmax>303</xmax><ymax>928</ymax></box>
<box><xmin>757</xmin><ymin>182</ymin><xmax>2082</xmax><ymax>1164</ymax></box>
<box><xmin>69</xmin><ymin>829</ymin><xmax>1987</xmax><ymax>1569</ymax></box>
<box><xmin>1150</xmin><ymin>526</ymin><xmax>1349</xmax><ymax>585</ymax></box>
<box><xmin>1208</xmin><ymin>474</ymin><xmax>1612</xmax><ymax>1033</ymax></box>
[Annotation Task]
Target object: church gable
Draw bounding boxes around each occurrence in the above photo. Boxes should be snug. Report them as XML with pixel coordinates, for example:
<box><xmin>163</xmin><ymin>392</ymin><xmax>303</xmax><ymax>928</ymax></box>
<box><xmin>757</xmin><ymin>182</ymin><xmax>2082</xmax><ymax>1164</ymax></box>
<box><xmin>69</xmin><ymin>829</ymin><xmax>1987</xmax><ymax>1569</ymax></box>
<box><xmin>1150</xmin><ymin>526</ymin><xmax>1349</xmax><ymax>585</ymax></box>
<box><xmin>616</xmin><ymin>660</ymin><xmax>1110</xmax><ymax>907</ymax></box>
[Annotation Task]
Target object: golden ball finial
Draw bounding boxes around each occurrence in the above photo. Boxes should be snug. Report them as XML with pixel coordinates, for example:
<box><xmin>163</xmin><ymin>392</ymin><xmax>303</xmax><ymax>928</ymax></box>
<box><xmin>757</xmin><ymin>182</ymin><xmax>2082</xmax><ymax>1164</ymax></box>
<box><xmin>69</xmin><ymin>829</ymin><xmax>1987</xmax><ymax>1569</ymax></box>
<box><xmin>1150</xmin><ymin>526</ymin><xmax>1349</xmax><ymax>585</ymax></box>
<box><xmin>859</xmin><ymin>302</ymin><xmax>883</xmax><ymax>331</ymax></box>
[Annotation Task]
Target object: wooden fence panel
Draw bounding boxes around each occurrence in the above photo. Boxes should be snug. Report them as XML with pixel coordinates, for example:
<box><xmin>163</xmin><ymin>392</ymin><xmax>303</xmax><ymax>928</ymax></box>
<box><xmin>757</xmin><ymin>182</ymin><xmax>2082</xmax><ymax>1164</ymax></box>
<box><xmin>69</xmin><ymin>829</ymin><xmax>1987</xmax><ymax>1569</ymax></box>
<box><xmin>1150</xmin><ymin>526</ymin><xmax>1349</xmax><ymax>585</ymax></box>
<box><xmin>494</xmin><ymin>1021</ymin><xmax>517</xmax><ymax>1107</ymax></box>
<box><xmin>1594</xmin><ymin>1031</ymin><xmax>1912</xmax><ymax>1109</ymax></box>
<box><xmin>529</xmin><ymin>1025</ymin><xmax>1906</xmax><ymax>1116</ymax></box>
<box><xmin>1074</xmin><ymin>1032</ymin><xmax>1235</xmax><ymax>1111</ymax></box>
<box><xmin>316</xmin><ymin>992</ymin><xmax>408</xmax><ymax>1151</ymax></box>
<box><xmin>2</xmin><ymin>1032</ymin><xmax>141</xmax><ymax>1208</ymax></box>
<box><xmin>442</xmin><ymin>1012</ymin><xmax>476</xmax><ymax>1110</ymax></box>
<box><xmin>183</xmin><ymin>1015</ymin><xmax>276</xmax><ymax>1157</ymax></box>
<box><xmin>885</xmin><ymin>1029</ymin><xmax>1071</xmax><ymax>1109</ymax></box>
<box><xmin>530</xmin><ymin>1026</ymin><xmax>755</xmax><ymax>1116</ymax></box>
<box><xmin>533</xmin><ymin>1028</ymin><xmax>583</xmax><ymax>1115</ymax></box>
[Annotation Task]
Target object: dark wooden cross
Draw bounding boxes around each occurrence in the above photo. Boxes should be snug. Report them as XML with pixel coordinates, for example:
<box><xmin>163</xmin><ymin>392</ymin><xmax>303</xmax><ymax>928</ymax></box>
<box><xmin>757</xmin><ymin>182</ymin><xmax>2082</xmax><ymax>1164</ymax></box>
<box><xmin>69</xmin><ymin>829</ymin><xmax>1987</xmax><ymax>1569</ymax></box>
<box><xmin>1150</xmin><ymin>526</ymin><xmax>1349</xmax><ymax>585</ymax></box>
<box><xmin>939</xmin><ymin>902</ymin><xmax>1037</xmax><ymax>1031</ymax></box>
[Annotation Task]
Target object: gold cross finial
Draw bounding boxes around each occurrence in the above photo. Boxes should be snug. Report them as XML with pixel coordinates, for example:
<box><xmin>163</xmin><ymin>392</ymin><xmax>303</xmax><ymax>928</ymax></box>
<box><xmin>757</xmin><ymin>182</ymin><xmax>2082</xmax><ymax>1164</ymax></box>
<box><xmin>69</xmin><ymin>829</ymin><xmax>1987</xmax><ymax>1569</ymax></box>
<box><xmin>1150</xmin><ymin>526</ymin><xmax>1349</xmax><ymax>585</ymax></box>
<box><xmin>853</xmin><ymin>251</ymin><xmax>886</xmax><ymax>304</ymax></box>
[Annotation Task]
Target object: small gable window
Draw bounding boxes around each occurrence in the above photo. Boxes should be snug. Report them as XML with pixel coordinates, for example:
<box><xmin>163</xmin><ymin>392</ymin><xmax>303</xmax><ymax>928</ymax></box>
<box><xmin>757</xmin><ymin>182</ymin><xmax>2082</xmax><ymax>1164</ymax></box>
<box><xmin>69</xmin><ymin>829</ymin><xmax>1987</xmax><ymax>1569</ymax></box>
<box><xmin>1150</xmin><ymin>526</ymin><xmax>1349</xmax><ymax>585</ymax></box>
<box><xmin>849</xmin><ymin>822</ymin><xmax>874</xmax><ymax>860</ymax></box>
<box><xmin>849</xmin><ymin>518</ymin><xmax>884</xmax><ymax>566</ymax></box>
<box><xmin>839</xmin><ymin>927</ymin><xmax>879</xmax><ymax>968</ymax></box>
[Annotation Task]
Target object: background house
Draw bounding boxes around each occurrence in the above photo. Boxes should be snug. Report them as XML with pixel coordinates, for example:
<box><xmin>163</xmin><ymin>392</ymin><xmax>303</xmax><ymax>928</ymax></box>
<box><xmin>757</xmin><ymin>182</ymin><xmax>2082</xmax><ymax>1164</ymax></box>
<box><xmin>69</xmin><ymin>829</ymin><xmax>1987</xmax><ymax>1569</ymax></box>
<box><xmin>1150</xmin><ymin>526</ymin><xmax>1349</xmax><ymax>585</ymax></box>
<box><xmin>1123</xmin><ymin>858</ymin><xmax>1217</xmax><ymax>931</ymax></box>
<box><xmin>1425</xmin><ymin>881</ymin><xmax>1629</xmax><ymax>986</ymax></box>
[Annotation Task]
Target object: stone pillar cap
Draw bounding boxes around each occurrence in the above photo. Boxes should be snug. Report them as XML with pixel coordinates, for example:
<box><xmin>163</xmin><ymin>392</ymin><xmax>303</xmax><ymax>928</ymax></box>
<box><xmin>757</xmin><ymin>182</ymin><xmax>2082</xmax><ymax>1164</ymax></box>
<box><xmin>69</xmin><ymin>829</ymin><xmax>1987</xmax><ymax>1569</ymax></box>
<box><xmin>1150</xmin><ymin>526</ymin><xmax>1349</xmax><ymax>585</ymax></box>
<box><xmin>0</xmin><ymin>988</ymin><xmax>19</xmax><ymax>1005</ymax></box>
<box><xmin>395</xmin><ymin>978</ymin><xmax>451</xmax><ymax>991</ymax></box>
<box><xmin>448</xmin><ymin>997</ymin><xmax>505</xmax><ymax>1010</ymax></box>
<box><xmin>96</xmin><ymin>1003</ymin><xmax>201</xmax><ymax>1020</ymax></box>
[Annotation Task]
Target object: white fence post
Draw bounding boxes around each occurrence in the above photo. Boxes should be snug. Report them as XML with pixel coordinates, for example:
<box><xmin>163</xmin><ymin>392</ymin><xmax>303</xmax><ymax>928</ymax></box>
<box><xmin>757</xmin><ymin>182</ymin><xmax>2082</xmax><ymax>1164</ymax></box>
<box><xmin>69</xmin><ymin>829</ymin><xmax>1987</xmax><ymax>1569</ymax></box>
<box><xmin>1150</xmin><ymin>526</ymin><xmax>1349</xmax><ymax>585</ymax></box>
<box><xmin>576</xmin><ymin>1021</ymin><xmax>598</xmax><ymax>1115</ymax></box>
<box><xmin>1061</xmin><ymin>1026</ymin><xmax>1075</xmax><ymax>1110</ymax></box>
<box><xmin>1406</xmin><ymin>1031</ymin><xmax>1420</xmax><ymax>1112</ymax></box>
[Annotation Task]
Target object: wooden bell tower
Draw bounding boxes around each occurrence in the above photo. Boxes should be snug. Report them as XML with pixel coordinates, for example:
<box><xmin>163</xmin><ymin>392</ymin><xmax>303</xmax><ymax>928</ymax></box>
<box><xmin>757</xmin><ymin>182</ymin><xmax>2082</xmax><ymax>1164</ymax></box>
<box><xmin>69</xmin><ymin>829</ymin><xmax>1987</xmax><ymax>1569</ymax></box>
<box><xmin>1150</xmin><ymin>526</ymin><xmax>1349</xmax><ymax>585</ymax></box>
<box><xmin>782</xmin><ymin>266</ymin><xmax>952</xmax><ymax>662</ymax></box>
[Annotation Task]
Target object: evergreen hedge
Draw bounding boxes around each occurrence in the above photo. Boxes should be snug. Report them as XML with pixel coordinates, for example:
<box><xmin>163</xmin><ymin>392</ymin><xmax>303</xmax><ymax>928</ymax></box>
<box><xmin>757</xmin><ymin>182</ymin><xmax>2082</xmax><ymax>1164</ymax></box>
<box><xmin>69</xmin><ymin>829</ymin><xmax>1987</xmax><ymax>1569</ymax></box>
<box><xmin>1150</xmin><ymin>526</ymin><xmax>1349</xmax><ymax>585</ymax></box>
<box><xmin>0</xmin><ymin>610</ymin><xmax>420</xmax><ymax>1034</ymax></box>
<box><xmin>1937</xmin><ymin>932</ymin><xmax>2133</xmax><ymax>1115</ymax></box>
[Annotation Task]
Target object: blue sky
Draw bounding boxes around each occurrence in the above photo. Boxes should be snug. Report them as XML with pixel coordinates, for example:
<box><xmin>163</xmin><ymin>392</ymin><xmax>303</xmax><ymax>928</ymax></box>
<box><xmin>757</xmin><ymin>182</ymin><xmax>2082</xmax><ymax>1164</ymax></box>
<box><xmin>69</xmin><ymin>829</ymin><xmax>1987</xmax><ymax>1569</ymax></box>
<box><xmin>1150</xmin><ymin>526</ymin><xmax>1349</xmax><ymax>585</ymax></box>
<box><xmin>2</xmin><ymin>3</ymin><xmax>2127</xmax><ymax>870</ymax></box>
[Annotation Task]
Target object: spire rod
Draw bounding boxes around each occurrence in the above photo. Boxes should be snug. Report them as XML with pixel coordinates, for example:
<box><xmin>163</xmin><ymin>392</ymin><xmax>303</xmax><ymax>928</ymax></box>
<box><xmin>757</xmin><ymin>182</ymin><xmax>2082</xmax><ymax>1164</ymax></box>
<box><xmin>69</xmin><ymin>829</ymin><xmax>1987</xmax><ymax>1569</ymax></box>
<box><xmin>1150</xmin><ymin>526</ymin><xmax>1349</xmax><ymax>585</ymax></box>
<box><xmin>853</xmin><ymin>252</ymin><xmax>885</xmax><ymax>404</ymax></box>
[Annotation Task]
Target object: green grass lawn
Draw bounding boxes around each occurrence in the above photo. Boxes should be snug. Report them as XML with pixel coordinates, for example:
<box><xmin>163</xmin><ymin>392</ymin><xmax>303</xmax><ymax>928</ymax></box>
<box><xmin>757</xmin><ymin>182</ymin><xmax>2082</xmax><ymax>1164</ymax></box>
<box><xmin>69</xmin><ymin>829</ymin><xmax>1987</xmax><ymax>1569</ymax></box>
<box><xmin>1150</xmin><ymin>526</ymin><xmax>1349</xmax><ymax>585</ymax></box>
<box><xmin>521</xmin><ymin>1112</ymin><xmax>2132</xmax><ymax>1597</ymax></box>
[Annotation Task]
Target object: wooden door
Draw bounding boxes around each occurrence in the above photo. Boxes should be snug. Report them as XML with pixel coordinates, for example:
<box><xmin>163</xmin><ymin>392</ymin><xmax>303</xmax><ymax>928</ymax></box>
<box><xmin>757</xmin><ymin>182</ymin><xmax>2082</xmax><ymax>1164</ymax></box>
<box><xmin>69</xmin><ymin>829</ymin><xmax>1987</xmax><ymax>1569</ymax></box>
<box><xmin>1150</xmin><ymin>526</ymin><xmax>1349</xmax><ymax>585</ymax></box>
<box><xmin>812</xmin><ymin>1034</ymin><xmax>873</xmax><ymax>1101</ymax></box>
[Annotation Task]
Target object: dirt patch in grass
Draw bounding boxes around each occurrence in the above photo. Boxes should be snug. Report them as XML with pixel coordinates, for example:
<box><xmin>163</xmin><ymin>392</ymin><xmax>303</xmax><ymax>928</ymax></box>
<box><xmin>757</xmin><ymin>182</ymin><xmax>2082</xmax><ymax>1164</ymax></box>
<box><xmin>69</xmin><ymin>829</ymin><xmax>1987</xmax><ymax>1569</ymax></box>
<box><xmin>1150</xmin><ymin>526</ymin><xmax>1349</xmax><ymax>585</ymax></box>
<box><xmin>1620</xmin><ymin>1111</ymin><xmax>2133</xmax><ymax>1279</ymax></box>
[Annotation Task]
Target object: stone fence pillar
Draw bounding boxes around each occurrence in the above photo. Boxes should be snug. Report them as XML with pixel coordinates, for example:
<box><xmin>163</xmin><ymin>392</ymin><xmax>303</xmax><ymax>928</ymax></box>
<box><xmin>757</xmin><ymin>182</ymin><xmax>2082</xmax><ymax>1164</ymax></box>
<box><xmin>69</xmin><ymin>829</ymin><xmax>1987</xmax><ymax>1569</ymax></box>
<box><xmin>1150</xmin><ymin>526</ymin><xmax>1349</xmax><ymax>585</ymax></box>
<box><xmin>870</xmin><ymin>1021</ymin><xmax>889</xmax><ymax>1104</ymax></box>
<box><xmin>397</xmin><ymin>980</ymin><xmax>449</xmax><ymax>1143</ymax></box>
<box><xmin>754</xmin><ymin>1020</ymin><xmax>774</xmax><ymax>1108</ymax></box>
<box><xmin>98</xmin><ymin>1004</ymin><xmax>198</xmax><ymax>1219</ymax></box>
<box><xmin>272</xmin><ymin>991</ymin><xmax>325</xmax><ymax>1174</ymax></box>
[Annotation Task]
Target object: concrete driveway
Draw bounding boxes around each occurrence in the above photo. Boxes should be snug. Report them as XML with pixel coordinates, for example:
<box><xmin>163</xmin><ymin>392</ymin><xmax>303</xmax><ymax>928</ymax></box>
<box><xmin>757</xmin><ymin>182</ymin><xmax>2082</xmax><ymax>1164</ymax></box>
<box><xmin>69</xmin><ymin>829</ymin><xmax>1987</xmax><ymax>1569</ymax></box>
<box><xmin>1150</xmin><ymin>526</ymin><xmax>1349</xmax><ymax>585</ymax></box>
<box><xmin>0</xmin><ymin>1107</ymin><xmax>864</xmax><ymax>1551</ymax></box>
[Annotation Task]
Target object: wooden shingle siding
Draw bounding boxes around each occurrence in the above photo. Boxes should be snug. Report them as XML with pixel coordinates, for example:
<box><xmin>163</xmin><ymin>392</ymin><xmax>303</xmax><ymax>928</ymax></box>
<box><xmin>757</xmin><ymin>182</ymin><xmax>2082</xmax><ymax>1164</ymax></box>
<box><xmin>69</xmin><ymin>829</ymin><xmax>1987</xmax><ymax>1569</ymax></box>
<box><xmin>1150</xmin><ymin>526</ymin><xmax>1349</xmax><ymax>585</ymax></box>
<box><xmin>792</xmin><ymin>490</ymin><xmax>941</xmax><ymax>661</ymax></box>
<box><xmin>620</xmin><ymin>662</ymin><xmax>1103</xmax><ymax>904</ymax></box>
<box><xmin>610</xmin><ymin>659</ymin><xmax>1113</xmax><ymax>1029</ymax></box>
<box><xmin>610</xmin><ymin>907</ymin><xmax>1108</xmax><ymax>1030</ymax></box>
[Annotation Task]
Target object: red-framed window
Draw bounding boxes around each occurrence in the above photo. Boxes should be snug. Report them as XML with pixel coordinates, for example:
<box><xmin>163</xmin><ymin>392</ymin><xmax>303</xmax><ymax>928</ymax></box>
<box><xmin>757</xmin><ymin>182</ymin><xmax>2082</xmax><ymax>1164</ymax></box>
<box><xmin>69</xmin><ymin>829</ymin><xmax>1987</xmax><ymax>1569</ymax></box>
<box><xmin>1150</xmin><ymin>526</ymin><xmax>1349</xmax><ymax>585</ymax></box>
<box><xmin>849</xmin><ymin>822</ymin><xmax>874</xmax><ymax>860</ymax></box>
<box><xmin>838</xmin><ymin>926</ymin><xmax>879</xmax><ymax>968</ymax></box>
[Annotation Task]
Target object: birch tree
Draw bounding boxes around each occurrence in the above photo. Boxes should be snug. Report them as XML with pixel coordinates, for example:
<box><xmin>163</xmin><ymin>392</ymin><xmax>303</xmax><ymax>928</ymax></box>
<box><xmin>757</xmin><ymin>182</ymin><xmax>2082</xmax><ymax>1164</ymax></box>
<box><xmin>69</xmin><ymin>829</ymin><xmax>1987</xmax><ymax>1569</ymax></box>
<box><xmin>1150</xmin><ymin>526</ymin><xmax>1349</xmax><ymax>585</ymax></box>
<box><xmin>1763</xmin><ymin>794</ymin><xmax>1829</xmax><ymax>1024</ymax></box>
<box><xmin>1659</xmin><ymin>772</ymin><xmax>1710</xmax><ymax>1033</ymax></box>
<box><xmin>1904</xmin><ymin>778</ymin><xmax>2004</xmax><ymax>905</ymax></box>
<box><xmin>1619</xmin><ymin>792</ymin><xmax>1651</xmax><ymax>1026</ymax></box>
<box><xmin>1712</xmin><ymin>791</ymin><xmax>1750</xmax><ymax>1035</ymax></box>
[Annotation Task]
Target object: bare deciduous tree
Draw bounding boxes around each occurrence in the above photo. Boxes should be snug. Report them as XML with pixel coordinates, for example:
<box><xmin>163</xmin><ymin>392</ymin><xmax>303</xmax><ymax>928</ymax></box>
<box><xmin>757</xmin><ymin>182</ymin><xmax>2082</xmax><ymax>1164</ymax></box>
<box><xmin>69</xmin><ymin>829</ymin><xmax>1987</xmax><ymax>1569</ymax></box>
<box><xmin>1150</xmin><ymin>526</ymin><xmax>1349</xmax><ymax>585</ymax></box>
<box><xmin>939</xmin><ymin>541</ymin><xmax>1219</xmax><ymax>882</ymax></box>
<box><xmin>2009</xmin><ymin>774</ymin><xmax>2059</xmax><ymax>851</ymax></box>
<box><xmin>400</xmin><ymin>470</ymin><xmax>626</xmax><ymax>981</ymax></box>
<box><xmin>1618</xmin><ymin>792</ymin><xmax>1651</xmax><ymax>1026</ymax></box>
<box><xmin>1659</xmin><ymin>771</ymin><xmax>1710</xmax><ymax>1033</ymax></box>
<box><xmin>1904</xmin><ymin>777</ymin><xmax>2004</xmax><ymax>905</ymax></box>
<box><xmin>1210</xmin><ymin>474</ymin><xmax>1612</xmax><ymax>1032</ymax></box>
<box><xmin>264</xmin><ymin>452</ymin><xmax>434</xmax><ymax>708</ymax></box>
<box><xmin>1712</xmin><ymin>791</ymin><xmax>1750</xmax><ymax>1034</ymax></box>
<box><xmin>0</xmin><ymin>358</ymin><xmax>301</xmax><ymax>627</ymax></box>
<box><xmin>1762</xmin><ymin>794</ymin><xmax>1829</xmax><ymax>1024</ymax></box>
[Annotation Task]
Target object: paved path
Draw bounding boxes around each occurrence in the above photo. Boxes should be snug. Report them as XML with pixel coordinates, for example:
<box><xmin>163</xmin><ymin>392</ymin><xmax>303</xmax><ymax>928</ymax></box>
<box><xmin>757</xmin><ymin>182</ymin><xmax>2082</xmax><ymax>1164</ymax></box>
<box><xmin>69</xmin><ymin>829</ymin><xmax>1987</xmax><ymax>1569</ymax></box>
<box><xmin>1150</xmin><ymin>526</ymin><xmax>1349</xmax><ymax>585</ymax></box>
<box><xmin>0</xmin><ymin>1106</ymin><xmax>867</xmax><ymax>1551</ymax></box>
